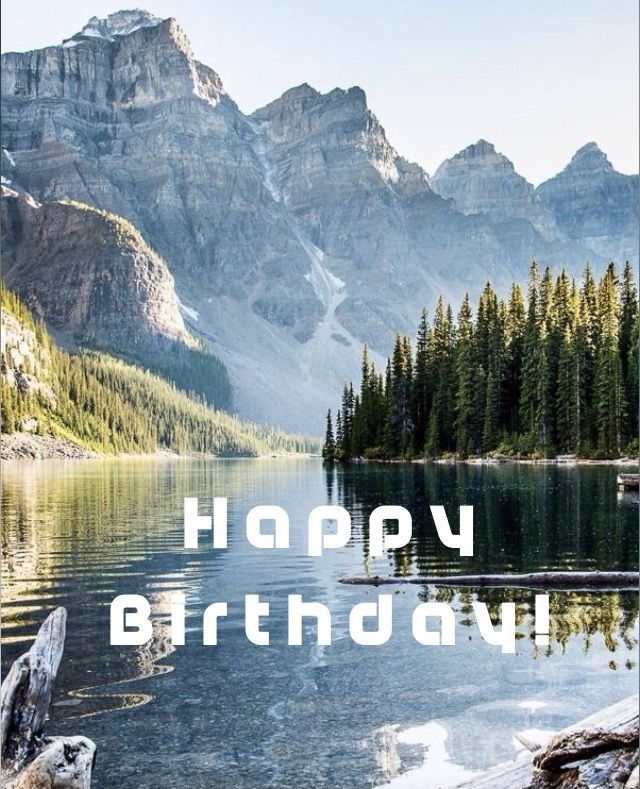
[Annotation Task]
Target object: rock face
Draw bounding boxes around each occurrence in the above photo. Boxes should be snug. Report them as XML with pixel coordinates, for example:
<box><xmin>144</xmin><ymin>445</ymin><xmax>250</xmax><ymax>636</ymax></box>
<box><xmin>1</xmin><ymin>11</ymin><xmax>636</xmax><ymax>431</ymax></box>
<box><xmin>432</xmin><ymin>139</ymin><xmax>639</xmax><ymax>265</ymax></box>
<box><xmin>430</xmin><ymin>139</ymin><xmax>559</xmax><ymax>238</ymax></box>
<box><xmin>1</xmin><ymin>186</ymin><xmax>192</xmax><ymax>355</ymax></box>
<box><xmin>536</xmin><ymin>142</ymin><xmax>639</xmax><ymax>263</ymax></box>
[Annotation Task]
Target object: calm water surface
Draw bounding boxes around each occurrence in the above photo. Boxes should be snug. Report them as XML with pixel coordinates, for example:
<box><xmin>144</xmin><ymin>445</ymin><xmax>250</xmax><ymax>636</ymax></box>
<box><xmin>2</xmin><ymin>459</ymin><xmax>638</xmax><ymax>788</ymax></box>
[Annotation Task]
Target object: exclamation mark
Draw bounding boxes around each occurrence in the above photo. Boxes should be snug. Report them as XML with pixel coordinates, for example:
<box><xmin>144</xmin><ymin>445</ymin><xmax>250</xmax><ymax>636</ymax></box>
<box><xmin>535</xmin><ymin>594</ymin><xmax>550</xmax><ymax>646</ymax></box>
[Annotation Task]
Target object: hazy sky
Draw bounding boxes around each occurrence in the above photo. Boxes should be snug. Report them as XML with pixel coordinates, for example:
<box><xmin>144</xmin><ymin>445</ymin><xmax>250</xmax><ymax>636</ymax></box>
<box><xmin>2</xmin><ymin>0</ymin><xmax>638</xmax><ymax>184</ymax></box>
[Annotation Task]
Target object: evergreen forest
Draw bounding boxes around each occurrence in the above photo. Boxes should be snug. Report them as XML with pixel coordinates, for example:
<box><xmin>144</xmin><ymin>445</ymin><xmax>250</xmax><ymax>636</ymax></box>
<box><xmin>323</xmin><ymin>263</ymin><xmax>639</xmax><ymax>461</ymax></box>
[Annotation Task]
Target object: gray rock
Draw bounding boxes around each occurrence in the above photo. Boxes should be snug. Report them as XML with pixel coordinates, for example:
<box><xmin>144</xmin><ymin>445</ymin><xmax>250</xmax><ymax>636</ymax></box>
<box><xmin>1</xmin><ymin>186</ymin><xmax>192</xmax><ymax>355</ymax></box>
<box><xmin>431</xmin><ymin>139</ymin><xmax>559</xmax><ymax>238</ymax></box>
<box><xmin>536</xmin><ymin>142</ymin><xmax>639</xmax><ymax>264</ymax></box>
<box><xmin>9</xmin><ymin>737</ymin><xmax>95</xmax><ymax>789</ymax></box>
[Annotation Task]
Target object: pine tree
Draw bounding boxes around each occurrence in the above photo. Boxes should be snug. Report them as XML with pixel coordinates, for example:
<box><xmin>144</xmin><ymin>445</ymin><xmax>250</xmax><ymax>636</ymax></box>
<box><xmin>478</xmin><ymin>283</ymin><xmax>503</xmax><ymax>452</ymax></box>
<box><xmin>536</xmin><ymin>267</ymin><xmax>555</xmax><ymax>454</ymax></box>
<box><xmin>335</xmin><ymin>409</ymin><xmax>344</xmax><ymax>458</ymax></box>
<box><xmin>555</xmin><ymin>325</ymin><xmax>577</xmax><ymax>453</ymax></box>
<box><xmin>520</xmin><ymin>262</ymin><xmax>540</xmax><ymax>441</ymax></box>
<box><xmin>426</xmin><ymin>298</ymin><xmax>454</xmax><ymax>456</ymax></box>
<box><xmin>339</xmin><ymin>384</ymin><xmax>356</xmax><ymax>457</ymax></box>
<box><xmin>322</xmin><ymin>409</ymin><xmax>336</xmax><ymax>462</ymax></box>
<box><xmin>412</xmin><ymin>309</ymin><xmax>430</xmax><ymax>453</ymax></box>
<box><xmin>627</xmin><ymin>312</ymin><xmax>639</xmax><ymax>453</ymax></box>
<box><xmin>619</xmin><ymin>261</ymin><xmax>639</xmax><ymax>444</ymax></box>
<box><xmin>594</xmin><ymin>264</ymin><xmax>624</xmax><ymax>456</ymax></box>
<box><xmin>454</xmin><ymin>294</ymin><xmax>475</xmax><ymax>456</ymax></box>
<box><xmin>351</xmin><ymin>394</ymin><xmax>366</xmax><ymax>457</ymax></box>
<box><xmin>504</xmin><ymin>283</ymin><xmax>525</xmax><ymax>434</ymax></box>
<box><xmin>550</xmin><ymin>271</ymin><xmax>576</xmax><ymax>452</ymax></box>
<box><xmin>359</xmin><ymin>346</ymin><xmax>374</xmax><ymax>449</ymax></box>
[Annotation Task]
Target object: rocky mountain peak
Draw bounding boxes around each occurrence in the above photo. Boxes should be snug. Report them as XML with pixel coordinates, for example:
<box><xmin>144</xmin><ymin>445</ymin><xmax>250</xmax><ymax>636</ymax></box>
<box><xmin>278</xmin><ymin>83</ymin><xmax>321</xmax><ymax>102</ymax></box>
<box><xmin>565</xmin><ymin>142</ymin><xmax>614</xmax><ymax>174</ymax></box>
<box><xmin>251</xmin><ymin>83</ymin><xmax>382</xmax><ymax>163</ymax></box>
<box><xmin>2</xmin><ymin>9</ymin><xmax>225</xmax><ymax>111</ymax></box>
<box><xmin>251</xmin><ymin>81</ymin><xmax>405</xmax><ymax>194</ymax></box>
<box><xmin>434</xmin><ymin>139</ymin><xmax>518</xmax><ymax>175</ymax></box>
<box><xmin>73</xmin><ymin>9</ymin><xmax>163</xmax><ymax>42</ymax></box>
<box><xmin>254</xmin><ymin>83</ymin><xmax>367</xmax><ymax>121</ymax></box>
<box><xmin>460</xmin><ymin>139</ymin><xmax>497</xmax><ymax>158</ymax></box>
<box><xmin>536</xmin><ymin>143</ymin><xmax>637</xmax><ymax>262</ymax></box>
<box><xmin>431</xmin><ymin>139</ymin><xmax>539</xmax><ymax>216</ymax></box>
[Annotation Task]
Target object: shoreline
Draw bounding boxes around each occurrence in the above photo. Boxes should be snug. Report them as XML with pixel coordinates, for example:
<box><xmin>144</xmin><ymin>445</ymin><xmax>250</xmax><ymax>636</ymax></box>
<box><xmin>334</xmin><ymin>455</ymin><xmax>639</xmax><ymax>467</ymax></box>
<box><xmin>0</xmin><ymin>433</ymin><xmax>319</xmax><ymax>462</ymax></box>
<box><xmin>2</xmin><ymin>433</ymin><xmax>636</xmax><ymax>466</ymax></box>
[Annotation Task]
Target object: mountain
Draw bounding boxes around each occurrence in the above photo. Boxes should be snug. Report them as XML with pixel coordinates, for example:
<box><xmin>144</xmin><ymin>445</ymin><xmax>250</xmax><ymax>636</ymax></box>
<box><xmin>1</xmin><ymin>285</ymin><xmax>318</xmax><ymax>458</ymax></box>
<box><xmin>1</xmin><ymin>185</ymin><xmax>191</xmax><ymax>352</ymax></box>
<box><xmin>1</xmin><ymin>10</ymin><xmax>636</xmax><ymax>432</ymax></box>
<box><xmin>536</xmin><ymin>142</ymin><xmax>639</xmax><ymax>264</ymax></box>
<box><xmin>432</xmin><ymin>139</ymin><xmax>638</xmax><ymax>266</ymax></box>
<box><xmin>430</xmin><ymin>139</ymin><xmax>559</xmax><ymax>238</ymax></box>
<box><xmin>1</xmin><ymin>184</ymin><xmax>232</xmax><ymax>408</ymax></box>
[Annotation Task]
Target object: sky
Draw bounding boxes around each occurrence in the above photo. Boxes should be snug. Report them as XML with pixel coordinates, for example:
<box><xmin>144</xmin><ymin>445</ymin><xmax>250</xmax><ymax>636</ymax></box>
<box><xmin>1</xmin><ymin>0</ymin><xmax>638</xmax><ymax>185</ymax></box>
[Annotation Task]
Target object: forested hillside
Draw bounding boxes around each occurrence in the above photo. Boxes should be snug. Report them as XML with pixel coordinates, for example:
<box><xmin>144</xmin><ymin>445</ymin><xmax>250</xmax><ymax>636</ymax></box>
<box><xmin>1</xmin><ymin>286</ymin><xmax>318</xmax><ymax>457</ymax></box>
<box><xmin>323</xmin><ymin>262</ymin><xmax>638</xmax><ymax>461</ymax></box>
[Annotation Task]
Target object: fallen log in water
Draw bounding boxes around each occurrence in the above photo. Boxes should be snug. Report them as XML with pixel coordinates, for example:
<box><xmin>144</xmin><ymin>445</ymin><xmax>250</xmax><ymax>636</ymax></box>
<box><xmin>0</xmin><ymin>607</ymin><xmax>96</xmax><ymax>789</ymax></box>
<box><xmin>340</xmin><ymin>570</ymin><xmax>639</xmax><ymax>590</ymax></box>
<box><xmin>532</xmin><ymin>694</ymin><xmax>639</xmax><ymax>789</ymax></box>
<box><xmin>618</xmin><ymin>473</ymin><xmax>640</xmax><ymax>491</ymax></box>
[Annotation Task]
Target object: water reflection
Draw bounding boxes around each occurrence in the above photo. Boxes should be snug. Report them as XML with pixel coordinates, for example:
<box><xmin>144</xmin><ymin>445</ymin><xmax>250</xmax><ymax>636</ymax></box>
<box><xmin>1</xmin><ymin>459</ymin><xmax>638</xmax><ymax>789</ymax></box>
<box><xmin>327</xmin><ymin>462</ymin><xmax>638</xmax><ymax>576</ymax></box>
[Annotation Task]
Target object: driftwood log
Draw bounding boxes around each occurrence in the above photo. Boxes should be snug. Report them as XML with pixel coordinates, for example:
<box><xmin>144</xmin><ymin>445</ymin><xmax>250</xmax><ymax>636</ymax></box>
<box><xmin>452</xmin><ymin>695</ymin><xmax>639</xmax><ymax>789</ymax></box>
<box><xmin>1</xmin><ymin>608</ymin><xmax>96</xmax><ymax>789</ymax></box>
<box><xmin>618</xmin><ymin>473</ymin><xmax>640</xmax><ymax>491</ymax></box>
<box><xmin>534</xmin><ymin>722</ymin><xmax>639</xmax><ymax>771</ymax></box>
<box><xmin>340</xmin><ymin>571</ymin><xmax>639</xmax><ymax>590</ymax></box>
<box><xmin>532</xmin><ymin>694</ymin><xmax>639</xmax><ymax>789</ymax></box>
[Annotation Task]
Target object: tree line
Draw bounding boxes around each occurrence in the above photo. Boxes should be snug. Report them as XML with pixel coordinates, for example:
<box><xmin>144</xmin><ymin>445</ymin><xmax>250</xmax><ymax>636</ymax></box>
<box><xmin>323</xmin><ymin>262</ymin><xmax>638</xmax><ymax>461</ymax></box>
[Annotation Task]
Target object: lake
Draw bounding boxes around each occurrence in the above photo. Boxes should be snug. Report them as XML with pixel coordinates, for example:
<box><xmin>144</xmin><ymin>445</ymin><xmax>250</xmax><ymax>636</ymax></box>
<box><xmin>2</xmin><ymin>458</ymin><xmax>638</xmax><ymax>788</ymax></box>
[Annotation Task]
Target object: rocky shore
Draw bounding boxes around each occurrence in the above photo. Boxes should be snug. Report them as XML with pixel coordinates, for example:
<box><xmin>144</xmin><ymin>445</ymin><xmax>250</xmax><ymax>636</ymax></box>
<box><xmin>0</xmin><ymin>433</ymin><xmax>99</xmax><ymax>460</ymax></box>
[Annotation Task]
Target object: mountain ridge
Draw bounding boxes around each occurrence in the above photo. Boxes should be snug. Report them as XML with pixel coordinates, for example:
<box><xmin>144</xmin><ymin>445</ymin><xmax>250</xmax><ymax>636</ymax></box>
<box><xmin>1</xmin><ymin>10</ymin><xmax>636</xmax><ymax>432</ymax></box>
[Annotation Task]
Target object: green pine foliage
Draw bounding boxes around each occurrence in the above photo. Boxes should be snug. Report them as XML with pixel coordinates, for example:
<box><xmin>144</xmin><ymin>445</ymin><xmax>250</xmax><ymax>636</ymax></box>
<box><xmin>118</xmin><ymin>342</ymin><xmax>232</xmax><ymax>412</ymax></box>
<box><xmin>1</xmin><ymin>285</ymin><xmax>319</xmax><ymax>457</ymax></box>
<box><xmin>322</xmin><ymin>409</ymin><xmax>336</xmax><ymax>461</ymax></box>
<box><xmin>323</xmin><ymin>263</ymin><xmax>638</xmax><ymax>461</ymax></box>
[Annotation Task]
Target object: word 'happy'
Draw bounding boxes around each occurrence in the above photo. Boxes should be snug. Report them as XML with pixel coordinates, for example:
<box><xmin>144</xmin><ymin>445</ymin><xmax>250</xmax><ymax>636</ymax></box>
<box><xmin>182</xmin><ymin>498</ymin><xmax>474</xmax><ymax>556</ymax></box>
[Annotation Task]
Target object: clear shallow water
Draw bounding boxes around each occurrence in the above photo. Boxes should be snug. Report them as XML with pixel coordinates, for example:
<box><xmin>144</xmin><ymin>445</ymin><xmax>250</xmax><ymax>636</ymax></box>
<box><xmin>1</xmin><ymin>458</ymin><xmax>638</xmax><ymax>788</ymax></box>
